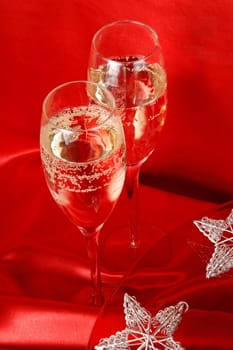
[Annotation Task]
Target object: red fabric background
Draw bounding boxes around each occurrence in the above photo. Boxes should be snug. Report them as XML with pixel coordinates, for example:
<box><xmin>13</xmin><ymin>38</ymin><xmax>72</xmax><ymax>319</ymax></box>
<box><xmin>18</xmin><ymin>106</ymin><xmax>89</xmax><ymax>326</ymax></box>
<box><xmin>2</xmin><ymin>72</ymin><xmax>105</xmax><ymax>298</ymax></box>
<box><xmin>0</xmin><ymin>0</ymin><xmax>233</xmax><ymax>349</ymax></box>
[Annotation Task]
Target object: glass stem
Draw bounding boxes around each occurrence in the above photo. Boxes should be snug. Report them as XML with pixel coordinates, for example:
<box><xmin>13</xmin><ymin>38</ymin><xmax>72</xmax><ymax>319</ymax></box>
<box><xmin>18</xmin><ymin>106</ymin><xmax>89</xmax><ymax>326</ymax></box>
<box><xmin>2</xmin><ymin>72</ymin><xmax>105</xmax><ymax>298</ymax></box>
<box><xmin>84</xmin><ymin>229</ymin><xmax>103</xmax><ymax>306</ymax></box>
<box><xmin>125</xmin><ymin>164</ymin><xmax>141</xmax><ymax>249</ymax></box>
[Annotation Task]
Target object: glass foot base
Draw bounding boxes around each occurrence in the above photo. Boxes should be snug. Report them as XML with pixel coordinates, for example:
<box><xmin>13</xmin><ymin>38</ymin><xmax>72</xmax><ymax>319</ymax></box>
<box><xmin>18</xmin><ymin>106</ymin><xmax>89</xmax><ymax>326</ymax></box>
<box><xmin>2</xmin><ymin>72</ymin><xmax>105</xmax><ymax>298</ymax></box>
<box><xmin>88</xmin><ymin>224</ymin><xmax>173</xmax><ymax>349</ymax></box>
<box><xmin>99</xmin><ymin>222</ymin><xmax>166</xmax><ymax>283</ymax></box>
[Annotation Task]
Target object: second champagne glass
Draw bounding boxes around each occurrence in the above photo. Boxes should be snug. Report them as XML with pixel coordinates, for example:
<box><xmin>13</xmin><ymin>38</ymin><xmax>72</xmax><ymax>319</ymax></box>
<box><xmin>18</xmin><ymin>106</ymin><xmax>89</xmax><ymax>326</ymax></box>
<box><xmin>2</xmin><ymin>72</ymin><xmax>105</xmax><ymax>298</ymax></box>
<box><xmin>40</xmin><ymin>81</ymin><xmax>126</xmax><ymax>305</ymax></box>
<box><xmin>88</xmin><ymin>20</ymin><xmax>167</xmax><ymax>249</ymax></box>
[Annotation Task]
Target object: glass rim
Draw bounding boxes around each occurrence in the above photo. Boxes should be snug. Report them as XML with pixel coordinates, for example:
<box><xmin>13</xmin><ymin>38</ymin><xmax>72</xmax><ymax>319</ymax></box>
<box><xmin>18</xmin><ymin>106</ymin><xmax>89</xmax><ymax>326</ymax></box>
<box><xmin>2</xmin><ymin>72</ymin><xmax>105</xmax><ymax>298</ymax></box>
<box><xmin>42</xmin><ymin>80</ymin><xmax>116</xmax><ymax>131</ymax></box>
<box><xmin>92</xmin><ymin>19</ymin><xmax>159</xmax><ymax>64</ymax></box>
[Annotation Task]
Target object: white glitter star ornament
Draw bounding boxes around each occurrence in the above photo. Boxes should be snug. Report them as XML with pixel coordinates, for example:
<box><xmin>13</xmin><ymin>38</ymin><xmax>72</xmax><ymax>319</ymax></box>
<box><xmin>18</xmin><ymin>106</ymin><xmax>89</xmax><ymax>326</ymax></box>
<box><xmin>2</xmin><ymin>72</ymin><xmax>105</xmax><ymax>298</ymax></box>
<box><xmin>193</xmin><ymin>209</ymin><xmax>233</xmax><ymax>278</ymax></box>
<box><xmin>95</xmin><ymin>293</ymin><xmax>188</xmax><ymax>350</ymax></box>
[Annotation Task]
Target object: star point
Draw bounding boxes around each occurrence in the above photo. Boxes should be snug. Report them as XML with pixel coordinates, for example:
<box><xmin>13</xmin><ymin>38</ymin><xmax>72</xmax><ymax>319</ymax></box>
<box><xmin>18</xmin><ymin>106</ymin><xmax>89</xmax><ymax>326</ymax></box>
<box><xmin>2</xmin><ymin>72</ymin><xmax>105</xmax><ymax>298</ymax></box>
<box><xmin>95</xmin><ymin>293</ymin><xmax>188</xmax><ymax>350</ymax></box>
<box><xmin>193</xmin><ymin>209</ymin><xmax>233</xmax><ymax>278</ymax></box>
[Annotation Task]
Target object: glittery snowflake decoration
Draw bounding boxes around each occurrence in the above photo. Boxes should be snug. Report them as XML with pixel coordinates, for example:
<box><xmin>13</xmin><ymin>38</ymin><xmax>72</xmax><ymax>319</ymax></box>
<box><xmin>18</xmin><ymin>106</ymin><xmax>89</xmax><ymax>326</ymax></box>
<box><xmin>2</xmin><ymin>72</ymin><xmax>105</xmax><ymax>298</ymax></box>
<box><xmin>193</xmin><ymin>209</ymin><xmax>233</xmax><ymax>278</ymax></box>
<box><xmin>95</xmin><ymin>293</ymin><xmax>188</xmax><ymax>350</ymax></box>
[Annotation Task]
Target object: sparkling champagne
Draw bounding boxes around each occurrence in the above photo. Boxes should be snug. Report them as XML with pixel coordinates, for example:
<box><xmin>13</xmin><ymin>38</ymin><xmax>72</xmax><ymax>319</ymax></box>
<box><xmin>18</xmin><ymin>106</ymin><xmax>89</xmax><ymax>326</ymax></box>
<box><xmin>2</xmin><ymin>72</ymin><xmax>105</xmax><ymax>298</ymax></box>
<box><xmin>40</xmin><ymin>105</ymin><xmax>125</xmax><ymax>233</ymax></box>
<box><xmin>88</xmin><ymin>58</ymin><xmax>167</xmax><ymax>165</ymax></box>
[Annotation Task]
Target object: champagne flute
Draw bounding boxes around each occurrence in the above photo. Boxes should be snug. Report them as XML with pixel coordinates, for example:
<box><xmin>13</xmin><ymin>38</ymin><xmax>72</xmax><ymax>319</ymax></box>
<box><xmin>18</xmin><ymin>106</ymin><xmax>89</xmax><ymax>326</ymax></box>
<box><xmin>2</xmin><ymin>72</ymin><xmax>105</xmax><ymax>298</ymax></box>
<box><xmin>88</xmin><ymin>20</ymin><xmax>167</xmax><ymax>249</ymax></box>
<box><xmin>40</xmin><ymin>80</ymin><xmax>126</xmax><ymax>305</ymax></box>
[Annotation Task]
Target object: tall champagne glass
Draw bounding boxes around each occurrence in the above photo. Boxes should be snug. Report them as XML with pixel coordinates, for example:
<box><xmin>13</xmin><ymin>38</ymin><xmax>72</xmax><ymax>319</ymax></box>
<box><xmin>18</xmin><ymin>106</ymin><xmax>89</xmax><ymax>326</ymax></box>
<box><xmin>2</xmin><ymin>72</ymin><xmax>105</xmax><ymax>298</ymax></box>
<box><xmin>88</xmin><ymin>20</ymin><xmax>167</xmax><ymax>248</ymax></box>
<box><xmin>40</xmin><ymin>81</ymin><xmax>126</xmax><ymax>305</ymax></box>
